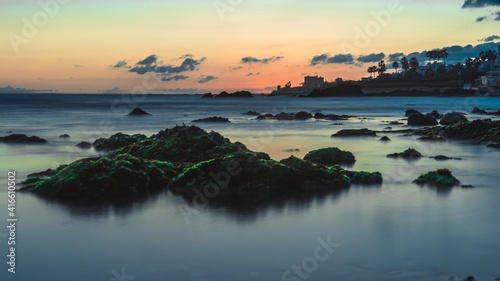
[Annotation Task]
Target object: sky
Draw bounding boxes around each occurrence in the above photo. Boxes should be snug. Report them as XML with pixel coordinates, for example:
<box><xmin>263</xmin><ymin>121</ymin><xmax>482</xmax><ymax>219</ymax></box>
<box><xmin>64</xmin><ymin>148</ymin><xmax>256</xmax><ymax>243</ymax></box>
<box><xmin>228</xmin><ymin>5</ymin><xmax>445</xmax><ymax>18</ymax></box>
<box><xmin>0</xmin><ymin>0</ymin><xmax>499</xmax><ymax>94</ymax></box>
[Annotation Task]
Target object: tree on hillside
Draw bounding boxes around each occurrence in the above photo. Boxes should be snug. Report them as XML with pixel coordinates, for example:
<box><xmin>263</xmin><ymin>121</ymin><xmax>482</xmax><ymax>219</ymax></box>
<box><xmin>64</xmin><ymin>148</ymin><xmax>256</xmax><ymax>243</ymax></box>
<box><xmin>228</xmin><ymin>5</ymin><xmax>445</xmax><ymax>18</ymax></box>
<box><xmin>378</xmin><ymin>60</ymin><xmax>387</xmax><ymax>76</ymax></box>
<box><xmin>392</xmin><ymin>61</ymin><xmax>399</xmax><ymax>74</ymax></box>
<box><xmin>473</xmin><ymin>57</ymin><xmax>482</xmax><ymax>71</ymax></box>
<box><xmin>367</xmin><ymin>66</ymin><xmax>377</xmax><ymax>78</ymax></box>
<box><xmin>485</xmin><ymin>49</ymin><xmax>497</xmax><ymax>69</ymax></box>
<box><xmin>400</xmin><ymin>57</ymin><xmax>410</xmax><ymax>73</ymax></box>
<box><xmin>409</xmin><ymin>57</ymin><xmax>419</xmax><ymax>71</ymax></box>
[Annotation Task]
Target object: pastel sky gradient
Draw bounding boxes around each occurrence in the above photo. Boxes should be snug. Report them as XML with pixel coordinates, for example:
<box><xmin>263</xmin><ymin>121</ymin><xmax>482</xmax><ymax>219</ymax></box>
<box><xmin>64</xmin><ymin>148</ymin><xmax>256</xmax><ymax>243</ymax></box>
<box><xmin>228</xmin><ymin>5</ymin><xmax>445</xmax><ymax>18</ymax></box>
<box><xmin>0</xmin><ymin>0</ymin><xmax>499</xmax><ymax>93</ymax></box>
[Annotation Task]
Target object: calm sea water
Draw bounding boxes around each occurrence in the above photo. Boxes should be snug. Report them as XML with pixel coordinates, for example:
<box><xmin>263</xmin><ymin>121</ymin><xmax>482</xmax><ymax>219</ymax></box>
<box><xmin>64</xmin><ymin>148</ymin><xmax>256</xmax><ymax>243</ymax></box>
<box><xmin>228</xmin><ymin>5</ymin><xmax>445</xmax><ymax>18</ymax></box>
<box><xmin>0</xmin><ymin>93</ymin><xmax>500</xmax><ymax>281</ymax></box>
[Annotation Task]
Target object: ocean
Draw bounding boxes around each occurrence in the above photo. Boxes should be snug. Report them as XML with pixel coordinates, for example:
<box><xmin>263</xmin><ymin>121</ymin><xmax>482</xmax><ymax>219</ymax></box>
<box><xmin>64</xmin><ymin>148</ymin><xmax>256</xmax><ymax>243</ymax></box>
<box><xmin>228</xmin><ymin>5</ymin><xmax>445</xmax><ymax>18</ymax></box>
<box><xmin>0</xmin><ymin>93</ymin><xmax>500</xmax><ymax>281</ymax></box>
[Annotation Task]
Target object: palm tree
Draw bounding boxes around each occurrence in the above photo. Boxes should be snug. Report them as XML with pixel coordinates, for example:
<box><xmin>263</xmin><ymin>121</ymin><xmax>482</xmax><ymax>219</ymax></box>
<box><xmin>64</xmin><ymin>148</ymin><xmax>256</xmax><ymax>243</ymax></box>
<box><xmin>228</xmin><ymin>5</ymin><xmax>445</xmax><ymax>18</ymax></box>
<box><xmin>378</xmin><ymin>60</ymin><xmax>387</xmax><ymax>76</ymax></box>
<box><xmin>441</xmin><ymin>49</ymin><xmax>448</xmax><ymax>66</ymax></box>
<box><xmin>409</xmin><ymin>57</ymin><xmax>419</xmax><ymax>71</ymax></box>
<box><xmin>367</xmin><ymin>66</ymin><xmax>377</xmax><ymax>78</ymax></box>
<box><xmin>392</xmin><ymin>61</ymin><xmax>399</xmax><ymax>74</ymax></box>
<box><xmin>400</xmin><ymin>57</ymin><xmax>410</xmax><ymax>74</ymax></box>
<box><xmin>473</xmin><ymin>57</ymin><xmax>482</xmax><ymax>71</ymax></box>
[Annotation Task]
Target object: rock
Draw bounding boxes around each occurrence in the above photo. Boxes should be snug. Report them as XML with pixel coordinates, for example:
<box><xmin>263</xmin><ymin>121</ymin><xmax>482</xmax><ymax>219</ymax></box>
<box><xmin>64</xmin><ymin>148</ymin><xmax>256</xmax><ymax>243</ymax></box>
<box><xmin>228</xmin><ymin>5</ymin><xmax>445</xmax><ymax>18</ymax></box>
<box><xmin>405</xmin><ymin>109</ymin><xmax>421</xmax><ymax>117</ymax></box>
<box><xmin>344</xmin><ymin>170</ymin><xmax>383</xmax><ymax>185</ymax></box>
<box><xmin>93</xmin><ymin>133</ymin><xmax>146</xmax><ymax>151</ymax></box>
<box><xmin>413</xmin><ymin>168</ymin><xmax>460</xmax><ymax>187</ymax></box>
<box><xmin>201</xmin><ymin>92</ymin><xmax>213</xmax><ymax>98</ymax></box>
<box><xmin>461</xmin><ymin>185</ymin><xmax>474</xmax><ymax>188</ymax></box>
<box><xmin>76</xmin><ymin>141</ymin><xmax>92</xmax><ymax>149</ymax></box>
<box><xmin>216</xmin><ymin>90</ymin><xmax>253</xmax><ymax>98</ymax></box>
<box><xmin>21</xmin><ymin>154</ymin><xmax>178</xmax><ymax>202</ymax></box>
<box><xmin>307</xmin><ymin>82</ymin><xmax>363</xmax><ymax>97</ymax></box>
<box><xmin>303</xmin><ymin>147</ymin><xmax>356</xmax><ymax>165</ymax></box>
<box><xmin>192</xmin><ymin>116</ymin><xmax>230</xmax><ymax>123</ymax></box>
<box><xmin>431</xmin><ymin>155</ymin><xmax>462</xmax><ymax>161</ymax></box>
<box><xmin>295</xmin><ymin>111</ymin><xmax>313</xmax><ymax>119</ymax></box>
<box><xmin>127</xmin><ymin>108</ymin><xmax>151</xmax><ymax>116</ymax></box>
<box><xmin>283</xmin><ymin>149</ymin><xmax>300</xmax><ymax>152</ymax></box>
<box><xmin>379</xmin><ymin>136</ymin><xmax>391</xmax><ymax>141</ymax></box>
<box><xmin>472</xmin><ymin>107</ymin><xmax>488</xmax><ymax>114</ymax></box>
<box><xmin>331</xmin><ymin>123</ymin><xmax>344</xmax><ymax>126</ymax></box>
<box><xmin>243</xmin><ymin>111</ymin><xmax>260</xmax><ymax>116</ymax></box>
<box><xmin>440</xmin><ymin>112</ymin><xmax>468</xmax><ymax>125</ymax></box>
<box><xmin>331</xmin><ymin>129</ymin><xmax>377</xmax><ymax>137</ymax></box>
<box><xmin>407</xmin><ymin>113</ymin><xmax>438</xmax><ymax>126</ymax></box>
<box><xmin>115</xmin><ymin>125</ymin><xmax>248</xmax><ymax>163</ymax></box>
<box><xmin>426</xmin><ymin>110</ymin><xmax>443</xmax><ymax>119</ymax></box>
<box><xmin>314</xmin><ymin>112</ymin><xmax>326</xmax><ymax>119</ymax></box>
<box><xmin>418</xmin><ymin>134</ymin><xmax>446</xmax><ymax>141</ymax></box>
<box><xmin>171</xmin><ymin>153</ymin><xmax>381</xmax><ymax>203</ymax></box>
<box><xmin>389</xmin><ymin>121</ymin><xmax>403</xmax><ymax>125</ymax></box>
<box><xmin>59</xmin><ymin>134</ymin><xmax>70</xmax><ymax>138</ymax></box>
<box><xmin>415</xmin><ymin>119</ymin><xmax>500</xmax><ymax>146</ymax></box>
<box><xmin>488</xmin><ymin>142</ymin><xmax>500</xmax><ymax>148</ymax></box>
<box><xmin>462</xmin><ymin>276</ymin><xmax>475</xmax><ymax>281</ymax></box>
<box><xmin>387</xmin><ymin>148</ymin><xmax>423</xmax><ymax>159</ymax></box>
<box><xmin>384</xmin><ymin>127</ymin><xmax>392</xmax><ymax>130</ymax></box>
<box><xmin>0</xmin><ymin>134</ymin><xmax>47</xmax><ymax>144</ymax></box>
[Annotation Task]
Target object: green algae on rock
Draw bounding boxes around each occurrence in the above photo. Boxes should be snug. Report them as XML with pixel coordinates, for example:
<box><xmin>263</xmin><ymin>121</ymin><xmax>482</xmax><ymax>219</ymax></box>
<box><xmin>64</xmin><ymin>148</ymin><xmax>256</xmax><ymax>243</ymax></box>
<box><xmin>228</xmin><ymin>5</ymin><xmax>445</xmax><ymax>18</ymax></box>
<box><xmin>111</xmin><ymin>125</ymin><xmax>248</xmax><ymax>163</ymax></box>
<box><xmin>22</xmin><ymin>154</ymin><xmax>178</xmax><ymax>201</ymax></box>
<box><xmin>303</xmin><ymin>147</ymin><xmax>356</xmax><ymax>165</ymax></box>
<box><xmin>93</xmin><ymin>133</ymin><xmax>147</xmax><ymax>151</ymax></box>
<box><xmin>171</xmin><ymin>153</ymin><xmax>381</xmax><ymax>203</ymax></box>
<box><xmin>413</xmin><ymin>169</ymin><xmax>460</xmax><ymax>187</ymax></box>
<box><xmin>387</xmin><ymin>148</ymin><xmax>423</xmax><ymax>159</ymax></box>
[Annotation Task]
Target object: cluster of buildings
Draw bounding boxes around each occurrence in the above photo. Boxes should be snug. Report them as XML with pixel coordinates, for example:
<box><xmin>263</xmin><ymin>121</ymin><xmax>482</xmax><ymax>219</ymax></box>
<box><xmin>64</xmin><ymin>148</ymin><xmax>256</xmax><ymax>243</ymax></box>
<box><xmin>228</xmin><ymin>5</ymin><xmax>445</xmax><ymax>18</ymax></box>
<box><xmin>272</xmin><ymin>76</ymin><xmax>343</xmax><ymax>96</ymax></box>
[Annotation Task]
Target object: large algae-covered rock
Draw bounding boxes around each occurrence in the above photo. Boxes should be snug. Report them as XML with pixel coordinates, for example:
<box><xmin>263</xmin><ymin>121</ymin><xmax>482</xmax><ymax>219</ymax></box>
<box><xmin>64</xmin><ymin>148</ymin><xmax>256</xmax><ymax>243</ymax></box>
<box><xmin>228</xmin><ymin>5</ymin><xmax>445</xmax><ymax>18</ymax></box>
<box><xmin>387</xmin><ymin>148</ymin><xmax>423</xmax><ymax>159</ymax></box>
<box><xmin>413</xmin><ymin>169</ymin><xmax>460</xmax><ymax>187</ymax></box>
<box><xmin>93</xmin><ymin>133</ymin><xmax>146</xmax><ymax>151</ymax></box>
<box><xmin>22</xmin><ymin>154</ymin><xmax>178</xmax><ymax>201</ymax></box>
<box><xmin>112</xmin><ymin>125</ymin><xmax>248</xmax><ymax>163</ymax></box>
<box><xmin>171</xmin><ymin>153</ymin><xmax>382</xmax><ymax>203</ymax></box>
<box><xmin>415</xmin><ymin>119</ymin><xmax>500</xmax><ymax>147</ymax></box>
<box><xmin>303</xmin><ymin>147</ymin><xmax>356</xmax><ymax>165</ymax></box>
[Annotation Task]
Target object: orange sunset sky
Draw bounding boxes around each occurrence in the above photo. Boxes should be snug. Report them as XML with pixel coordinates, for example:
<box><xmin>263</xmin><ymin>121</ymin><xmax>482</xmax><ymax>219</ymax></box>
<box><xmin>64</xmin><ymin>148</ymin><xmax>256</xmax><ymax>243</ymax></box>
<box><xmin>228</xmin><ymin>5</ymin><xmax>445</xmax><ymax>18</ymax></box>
<box><xmin>1</xmin><ymin>0</ymin><xmax>499</xmax><ymax>94</ymax></box>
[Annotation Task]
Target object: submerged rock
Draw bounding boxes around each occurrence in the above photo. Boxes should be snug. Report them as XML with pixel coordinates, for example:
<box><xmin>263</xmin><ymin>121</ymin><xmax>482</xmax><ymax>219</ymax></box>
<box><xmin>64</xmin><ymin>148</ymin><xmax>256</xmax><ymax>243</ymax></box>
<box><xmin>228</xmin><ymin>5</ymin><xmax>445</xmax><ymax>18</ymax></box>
<box><xmin>413</xmin><ymin>168</ymin><xmax>460</xmax><ymax>187</ymax></box>
<box><xmin>93</xmin><ymin>133</ymin><xmax>146</xmax><ymax>151</ymax></box>
<box><xmin>379</xmin><ymin>136</ymin><xmax>391</xmax><ymax>141</ymax></box>
<box><xmin>76</xmin><ymin>141</ymin><xmax>92</xmax><ymax>149</ymax></box>
<box><xmin>127</xmin><ymin>108</ymin><xmax>151</xmax><ymax>116</ymax></box>
<box><xmin>243</xmin><ymin>111</ymin><xmax>260</xmax><ymax>116</ymax></box>
<box><xmin>192</xmin><ymin>116</ymin><xmax>230</xmax><ymax>123</ymax></box>
<box><xmin>331</xmin><ymin>128</ymin><xmax>377</xmax><ymax>137</ymax></box>
<box><xmin>405</xmin><ymin>109</ymin><xmax>421</xmax><ymax>117</ymax></box>
<box><xmin>440</xmin><ymin>112</ymin><xmax>467</xmax><ymax>125</ymax></box>
<box><xmin>431</xmin><ymin>155</ymin><xmax>462</xmax><ymax>161</ymax></box>
<box><xmin>0</xmin><ymin>134</ymin><xmax>47</xmax><ymax>144</ymax></box>
<box><xmin>387</xmin><ymin>148</ymin><xmax>423</xmax><ymax>159</ymax></box>
<box><xmin>22</xmin><ymin>154</ymin><xmax>178</xmax><ymax>201</ymax></box>
<box><xmin>407</xmin><ymin>113</ymin><xmax>438</xmax><ymax>126</ymax></box>
<box><xmin>415</xmin><ymin>119</ymin><xmax>500</xmax><ymax>147</ymax></box>
<box><xmin>59</xmin><ymin>134</ymin><xmax>70</xmax><ymax>138</ymax></box>
<box><xmin>303</xmin><ymin>147</ymin><xmax>356</xmax><ymax>165</ymax></box>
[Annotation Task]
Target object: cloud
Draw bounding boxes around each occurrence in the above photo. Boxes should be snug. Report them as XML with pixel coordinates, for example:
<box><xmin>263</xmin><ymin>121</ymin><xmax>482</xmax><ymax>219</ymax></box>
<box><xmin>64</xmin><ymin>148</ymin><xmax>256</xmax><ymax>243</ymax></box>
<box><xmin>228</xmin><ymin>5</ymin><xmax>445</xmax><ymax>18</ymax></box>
<box><xmin>74</xmin><ymin>64</ymin><xmax>83</xmax><ymax>68</ymax></box>
<box><xmin>387</xmin><ymin>53</ymin><xmax>405</xmax><ymax>62</ymax></box>
<box><xmin>113</xmin><ymin>60</ymin><xmax>130</xmax><ymax>69</ymax></box>
<box><xmin>161</xmin><ymin>75</ymin><xmax>189</xmax><ymax>82</ymax></box>
<box><xmin>310</xmin><ymin>53</ymin><xmax>354</xmax><ymax>65</ymax></box>
<box><xmin>479</xmin><ymin>35</ymin><xmax>500</xmax><ymax>42</ymax></box>
<box><xmin>327</xmin><ymin>54</ymin><xmax>354</xmax><ymax>64</ymax></box>
<box><xmin>246</xmin><ymin>72</ymin><xmax>260</xmax><ymax>76</ymax></box>
<box><xmin>241</xmin><ymin>56</ymin><xmax>284</xmax><ymax>64</ymax></box>
<box><xmin>0</xmin><ymin>86</ymin><xmax>53</xmax><ymax>93</ymax></box>
<box><xmin>198</xmin><ymin>75</ymin><xmax>218</xmax><ymax>84</ymax></box>
<box><xmin>128</xmin><ymin>55</ymin><xmax>206</xmax><ymax>75</ymax></box>
<box><xmin>311</xmin><ymin>54</ymin><xmax>330</xmax><ymax>65</ymax></box>
<box><xmin>357</xmin><ymin>53</ymin><xmax>385</xmax><ymax>63</ymax></box>
<box><xmin>178</xmin><ymin>54</ymin><xmax>193</xmax><ymax>59</ymax></box>
<box><xmin>231</xmin><ymin>66</ymin><xmax>243</xmax><ymax>70</ymax></box>
<box><xmin>137</xmin><ymin>55</ymin><xmax>158</xmax><ymax>65</ymax></box>
<box><xmin>462</xmin><ymin>0</ymin><xmax>500</xmax><ymax>8</ymax></box>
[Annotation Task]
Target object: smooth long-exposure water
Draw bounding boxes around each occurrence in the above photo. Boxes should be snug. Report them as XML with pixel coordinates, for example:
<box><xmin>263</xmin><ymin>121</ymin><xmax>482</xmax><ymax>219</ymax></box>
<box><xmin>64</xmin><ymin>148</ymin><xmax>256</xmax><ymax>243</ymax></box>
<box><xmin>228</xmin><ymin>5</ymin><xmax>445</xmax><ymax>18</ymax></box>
<box><xmin>0</xmin><ymin>93</ymin><xmax>499</xmax><ymax>281</ymax></box>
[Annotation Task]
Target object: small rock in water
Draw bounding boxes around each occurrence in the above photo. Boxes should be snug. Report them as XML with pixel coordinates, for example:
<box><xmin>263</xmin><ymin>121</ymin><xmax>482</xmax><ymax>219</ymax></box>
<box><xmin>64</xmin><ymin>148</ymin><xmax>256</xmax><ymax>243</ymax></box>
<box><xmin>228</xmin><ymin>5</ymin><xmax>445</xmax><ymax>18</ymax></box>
<box><xmin>405</xmin><ymin>109</ymin><xmax>421</xmax><ymax>116</ymax></box>
<box><xmin>463</xmin><ymin>276</ymin><xmax>475</xmax><ymax>281</ymax></box>
<box><xmin>331</xmin><ymin>128</ymin><xmax>377</xmax><ymax>137</ymax></box>
<box><xmin>59</xmin><ymin>134</ymin><xmax>70</xmax><ymax>138</ymax></box>
<box><xmin>461</xmin><ymin>185</ymin><xmax>474</xmax><ymax>188</ymax></box>
<box><xmin>283</xmin><ymin>149</ymin><xmax>300</xmax><ymax>152</ymax></box>
<box><xmin>0</xmin><ymin>134</ymin><xmax>47</xmax><ymax>144</ymax></box>
<box><xmin>127</xmin><ymin>108</ymin><xmax>151</xmax><ymax>116</ymax></box>
<box><xmin>384</xmin><ymin>127</ymin><xmax>392</xmax><ymax>130</ymax></box>
<box><xmin>379</xmin><ymin>136</ymin><xmax>391</xmax><ymax>141</ymax></box>
<box><xmin>440</xmin><ymin>112</ymin><xmax>467</xmax><ymax>125</ymax></box>
<box><xmin>192</xmin><ymin>116</ymin><xmax>230</xmax><ymax>123</ymax></box>
<box><xmin>76</xmin><ymin>141</ymin><xmax>92</xmax><ymax>149</ymax></box>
